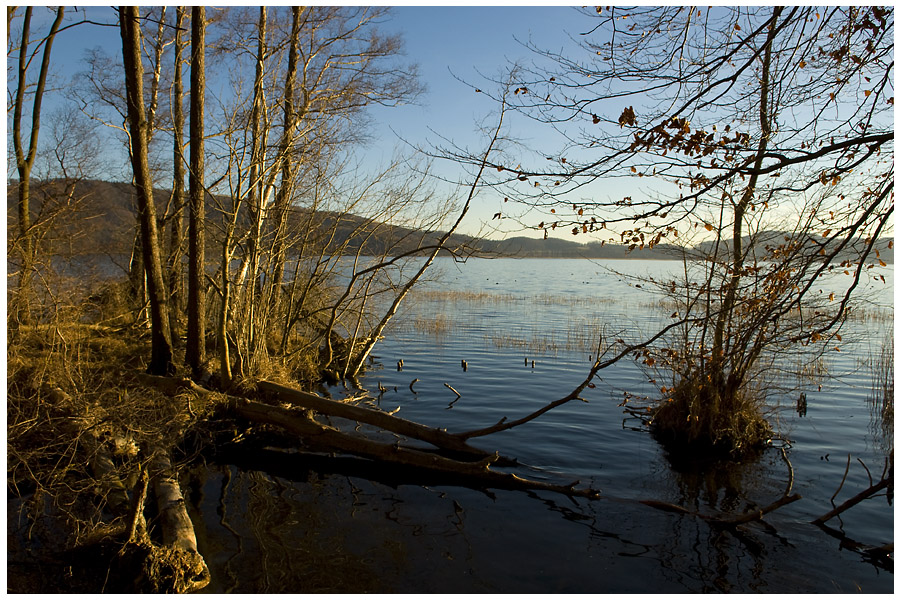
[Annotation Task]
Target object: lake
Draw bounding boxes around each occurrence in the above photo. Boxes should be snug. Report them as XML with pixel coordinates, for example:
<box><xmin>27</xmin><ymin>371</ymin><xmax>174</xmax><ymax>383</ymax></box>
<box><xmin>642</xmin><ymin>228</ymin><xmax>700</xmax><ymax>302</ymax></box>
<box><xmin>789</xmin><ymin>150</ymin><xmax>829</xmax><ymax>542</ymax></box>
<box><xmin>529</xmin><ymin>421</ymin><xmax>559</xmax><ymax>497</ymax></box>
<box><xmin>190</xmin><ymin>257</ymin><xmax>893</xmax><ymax>593</ymax></box>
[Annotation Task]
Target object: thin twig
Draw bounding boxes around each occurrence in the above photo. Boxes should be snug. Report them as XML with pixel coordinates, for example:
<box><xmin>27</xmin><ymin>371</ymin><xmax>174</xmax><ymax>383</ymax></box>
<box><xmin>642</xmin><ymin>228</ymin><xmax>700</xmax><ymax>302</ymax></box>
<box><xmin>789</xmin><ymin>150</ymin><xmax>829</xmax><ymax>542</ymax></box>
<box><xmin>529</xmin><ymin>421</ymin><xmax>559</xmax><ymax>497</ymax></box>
<box><xmin>857</xmin><ymin>457</ymin><xmax>873</xmax><ymax>487</ymax></box>
<box><xmin>831</xmin><ymin>453</ymin><xmax>851</xmax><ymax>504</ymax></box>
<box><xmin>780</xmin><ymin>447</ymin><xmax>794</xmax><ymax>497</ymax></box>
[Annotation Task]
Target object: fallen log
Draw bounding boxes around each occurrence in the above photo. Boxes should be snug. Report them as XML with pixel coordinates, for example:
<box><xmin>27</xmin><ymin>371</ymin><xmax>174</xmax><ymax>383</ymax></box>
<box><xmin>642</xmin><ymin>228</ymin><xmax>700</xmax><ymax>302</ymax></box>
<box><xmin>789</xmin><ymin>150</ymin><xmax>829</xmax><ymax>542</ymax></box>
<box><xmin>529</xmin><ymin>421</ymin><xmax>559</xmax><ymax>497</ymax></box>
<box><xmin>228</xmin><ymin>395</ymin><xmax>600</xmax><ymax>499</ymax></box>
<box><xmin>149</xmin><ymin>446</ymin><xmax>210</xmax><ymax>593</ymax></box>
<box><xmin>257</xmin><ymin>380</ymin><xmax>499</xmax><ymax>460</ymax></box>
<box><xmin>137</xmin><ymin>374</ymin><xmax>599</xmax><ymax>499</ymax></box>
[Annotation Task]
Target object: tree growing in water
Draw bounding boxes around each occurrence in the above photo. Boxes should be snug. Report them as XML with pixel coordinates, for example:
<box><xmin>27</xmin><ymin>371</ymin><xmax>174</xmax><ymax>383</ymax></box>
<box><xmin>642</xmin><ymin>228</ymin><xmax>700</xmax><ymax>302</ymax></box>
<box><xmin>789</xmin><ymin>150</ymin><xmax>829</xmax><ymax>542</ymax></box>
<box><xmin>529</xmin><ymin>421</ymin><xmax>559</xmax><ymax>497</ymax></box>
<box><xmin>463</xmin><ymin>6</ymin><xmax>893</xmax><ymax>455</ymax></box>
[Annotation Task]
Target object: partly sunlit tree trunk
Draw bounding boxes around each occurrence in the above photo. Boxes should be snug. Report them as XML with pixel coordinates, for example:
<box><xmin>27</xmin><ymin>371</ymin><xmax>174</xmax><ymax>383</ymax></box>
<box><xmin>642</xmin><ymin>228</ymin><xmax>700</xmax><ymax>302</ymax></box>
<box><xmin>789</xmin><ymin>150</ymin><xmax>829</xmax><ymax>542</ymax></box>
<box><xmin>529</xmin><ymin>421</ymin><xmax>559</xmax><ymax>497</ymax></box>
<box><xmin>119</xmin><ymin>5</ymin><xmax>174</xmax><ymax>375</ymax></box>
<box><xmin>186</xmin><ymin>6</ymin><xmax>206</xmax><ymax>376</ymax></box>
<box><xmin>11</xmin><ymin>6</ymin><xmax>64</xmax><ymax>328</ymax></box>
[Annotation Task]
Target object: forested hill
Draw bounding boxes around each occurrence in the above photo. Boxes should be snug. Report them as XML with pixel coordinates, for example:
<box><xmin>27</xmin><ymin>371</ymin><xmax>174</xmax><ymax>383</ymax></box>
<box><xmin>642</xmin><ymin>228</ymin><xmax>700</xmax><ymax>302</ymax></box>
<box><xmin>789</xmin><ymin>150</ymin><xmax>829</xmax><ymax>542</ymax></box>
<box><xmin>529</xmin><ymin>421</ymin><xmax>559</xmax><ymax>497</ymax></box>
<box><xmin>7</xmin><ymin>179</ymin><xmax>893</xmax><ymax>263</ymax></box>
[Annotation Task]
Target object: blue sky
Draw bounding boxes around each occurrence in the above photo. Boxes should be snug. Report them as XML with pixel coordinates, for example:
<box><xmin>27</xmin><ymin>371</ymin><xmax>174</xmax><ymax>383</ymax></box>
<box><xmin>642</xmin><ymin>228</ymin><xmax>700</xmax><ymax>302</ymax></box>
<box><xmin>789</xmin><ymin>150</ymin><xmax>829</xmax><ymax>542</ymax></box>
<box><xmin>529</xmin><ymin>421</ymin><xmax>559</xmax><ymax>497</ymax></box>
<box><xmin>369</xmin><ymin>6</ymin><xmax>596</xmax><ymax>236</ymax></box>
<box><xmin>9</xmin><ymin>6</ymin><xmax>612</xmax><ymax>239</ymax></box>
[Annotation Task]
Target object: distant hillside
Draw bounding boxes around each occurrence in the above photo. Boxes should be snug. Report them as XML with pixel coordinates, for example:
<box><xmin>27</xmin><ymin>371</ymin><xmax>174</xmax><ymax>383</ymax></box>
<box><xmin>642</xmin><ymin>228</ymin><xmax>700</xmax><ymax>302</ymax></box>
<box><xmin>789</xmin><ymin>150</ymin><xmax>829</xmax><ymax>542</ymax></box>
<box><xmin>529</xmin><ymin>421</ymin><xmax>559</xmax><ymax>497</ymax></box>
<box><xmin>471</xmin><ymin>236</ymin><xmax>683</xmax><ymax>259</ymax></box>
<box><xmin>7</xmin><ymin>179</ymin><xmax>893</xmax><ymax>263</ymax></box>
<box><xmin>694</xmin><ymin>230</ymin><xmax>894</xmax><ymax>265</ymax></box>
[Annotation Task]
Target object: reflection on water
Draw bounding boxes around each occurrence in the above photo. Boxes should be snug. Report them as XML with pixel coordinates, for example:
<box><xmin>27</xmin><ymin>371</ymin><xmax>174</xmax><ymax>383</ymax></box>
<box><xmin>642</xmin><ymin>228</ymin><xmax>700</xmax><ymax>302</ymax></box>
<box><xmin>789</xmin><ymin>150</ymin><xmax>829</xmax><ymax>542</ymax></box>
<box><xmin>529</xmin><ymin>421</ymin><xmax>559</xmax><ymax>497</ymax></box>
<box><xmin>189</xmin><ymin>258</ymin><xmax>891</xmax><ymax>593</ymax></box>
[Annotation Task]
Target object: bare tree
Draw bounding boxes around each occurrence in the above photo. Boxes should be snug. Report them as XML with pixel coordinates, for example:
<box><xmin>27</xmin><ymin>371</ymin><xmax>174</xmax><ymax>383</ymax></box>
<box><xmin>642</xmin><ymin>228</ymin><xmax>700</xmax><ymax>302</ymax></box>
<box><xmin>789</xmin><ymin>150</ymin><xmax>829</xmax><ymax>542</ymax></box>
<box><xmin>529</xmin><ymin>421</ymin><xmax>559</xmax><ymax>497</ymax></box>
<box><xmin>119</xmin><ymin>5</ymin><xmax>173</xmax><ymax>375</ymax></box>
<box><xmin>454</xmin><ymin>6</ymin><xmax>893</xmax><ymax>454</ymax></box>
<box><xmin>10</xmin><ymin>6</ymin><xmax>64</xmax><ymax>328</ymax></box>
<box><xmin>167</xmin><ymin>6</ymin><xmax>187</xmax><ymax>336</ymax></box>
<box><xmin>186</xmin><ymin>6</ymin><xmax>206</xmax><ymax>376</ymax></box>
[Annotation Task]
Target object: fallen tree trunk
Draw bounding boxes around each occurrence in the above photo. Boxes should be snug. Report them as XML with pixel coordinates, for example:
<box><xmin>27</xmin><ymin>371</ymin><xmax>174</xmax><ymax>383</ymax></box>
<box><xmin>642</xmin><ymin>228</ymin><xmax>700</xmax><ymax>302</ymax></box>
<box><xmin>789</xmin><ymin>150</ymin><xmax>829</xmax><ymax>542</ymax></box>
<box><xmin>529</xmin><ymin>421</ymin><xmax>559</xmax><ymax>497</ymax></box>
<box><xmin>228</xmin><ymin>395</ymin><xmax>600</xmax><ymax>498</ymax></box>
<box><xmin>149</xmin><ymin>446</ymin><xmax>210</xmax><ymax>593</ymax></box>
<box><xmin>257</xmin><ymin>380</ymin><xmax>507</xmax><ymax>461</ymax></box>
<box><xmin>137</xmin><ymin>374</ymin><xmax>599</xmax><ymax>499</ymax></box>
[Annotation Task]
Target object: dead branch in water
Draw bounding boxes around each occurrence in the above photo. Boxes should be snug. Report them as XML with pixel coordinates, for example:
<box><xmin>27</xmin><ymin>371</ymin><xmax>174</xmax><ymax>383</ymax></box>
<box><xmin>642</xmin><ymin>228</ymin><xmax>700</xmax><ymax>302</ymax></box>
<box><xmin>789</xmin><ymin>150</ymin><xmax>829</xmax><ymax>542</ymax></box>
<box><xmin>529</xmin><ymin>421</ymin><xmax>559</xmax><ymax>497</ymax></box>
<box><xmin>639</xmin><ymin>445</ymin><xmax>801</xmax><ymax>526</ymax></box>
<box><xmin>139</xmin><ymin>374</ymin><xmax>600</xmax><ymax>499</ymax></box>
<box><xmin>812</xmin><ymin>471</ymin><xmax>893</xmax><ymax>526</ymax></box>
<box><xmin>257</xmin><ymin>380</ymin><xmax>496</xmax><ymax>460</ymax></box>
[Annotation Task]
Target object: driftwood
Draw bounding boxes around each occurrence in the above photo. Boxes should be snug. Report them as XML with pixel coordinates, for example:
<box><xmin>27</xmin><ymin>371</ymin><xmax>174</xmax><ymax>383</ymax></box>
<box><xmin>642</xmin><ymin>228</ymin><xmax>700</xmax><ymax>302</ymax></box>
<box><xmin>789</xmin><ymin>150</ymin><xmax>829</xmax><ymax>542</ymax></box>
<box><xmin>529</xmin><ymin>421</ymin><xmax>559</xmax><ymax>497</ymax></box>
<box><xmin>257</xmin><ymin>380</ymin><xmax>504</xmax><ymax>461</ymax></box>
<box><xmin>149</xmin><ymin>445</ymin><xmax>210</xmax><ymax>593</ymax></box>
<box><xmin>139</xmin><ymin>375</ymin><xmax>599</xmax><ymax>499</ymax></box>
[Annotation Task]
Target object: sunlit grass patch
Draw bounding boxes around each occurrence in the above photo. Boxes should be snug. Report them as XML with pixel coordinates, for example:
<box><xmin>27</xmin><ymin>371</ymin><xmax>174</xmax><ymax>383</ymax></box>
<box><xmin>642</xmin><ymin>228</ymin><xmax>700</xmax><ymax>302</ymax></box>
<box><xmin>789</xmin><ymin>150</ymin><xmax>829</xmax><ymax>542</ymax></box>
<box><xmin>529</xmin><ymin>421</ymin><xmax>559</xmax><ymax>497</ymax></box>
<box><xmin>846</xmin><ymin>305</ymin><xmax>893</xmax><ymax>324</ymax></box>
<box><xmin>412</xmin><ymin>314</ymin><xmax>454</xmax><ymax>337</ymax></box>
<box><xmin>412</xmin><ymin>289</ymin><xmax>521</xmax><ymax>304</ymax></box>
<box><xmin>486</xmin><ymin>332</ymin><xmax>561</xmax><ymax>354</ymax></box>
<box><xmin>650</xmin><ymin>374</ymin><xmax>772</xmax><ymax>459</ymax></box>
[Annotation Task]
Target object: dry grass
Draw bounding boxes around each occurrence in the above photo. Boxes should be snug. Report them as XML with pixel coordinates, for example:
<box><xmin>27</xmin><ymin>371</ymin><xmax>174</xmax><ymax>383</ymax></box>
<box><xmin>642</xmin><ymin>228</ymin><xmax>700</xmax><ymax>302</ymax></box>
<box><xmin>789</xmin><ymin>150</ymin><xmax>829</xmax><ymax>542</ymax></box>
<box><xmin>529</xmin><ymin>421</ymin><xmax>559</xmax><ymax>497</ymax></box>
<box><xmin>412</xmin><ymin>314</ymin><xmax>454</xmax><ymax>336</ymax></box>
<box><xmin>650</xmin><ymin>374</ymin><xmax>772</xmax><ymax>458</ymax></box>
<box><xmin>487</xmin><ymin>332</ymin><xmax>562</xmax><ymax>354</ymax></box>
<box><xmin>846</xmin><ymin>305</ymin><xmax>894</xmax><ymax>324</ymax></box>
<box><xmin>6</xmin><ymin>318</ymin><xmax>219</xmax><ymax>568</ymax></box>
<box><xmin>412</xmin><ymin>289</ymin><xmax>521</xmax><ymax>304</ymax></box>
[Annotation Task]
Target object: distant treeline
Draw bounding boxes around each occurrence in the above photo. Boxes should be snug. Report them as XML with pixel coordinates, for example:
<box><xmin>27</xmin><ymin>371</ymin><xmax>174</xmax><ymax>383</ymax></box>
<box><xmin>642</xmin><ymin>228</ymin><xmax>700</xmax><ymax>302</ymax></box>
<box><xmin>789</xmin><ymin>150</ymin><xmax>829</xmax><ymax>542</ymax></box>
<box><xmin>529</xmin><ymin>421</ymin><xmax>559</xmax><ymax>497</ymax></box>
<box><xmin>8</xmin><ymin>179</ymin><xmax>893</xmax><ymax>263</ymax></box>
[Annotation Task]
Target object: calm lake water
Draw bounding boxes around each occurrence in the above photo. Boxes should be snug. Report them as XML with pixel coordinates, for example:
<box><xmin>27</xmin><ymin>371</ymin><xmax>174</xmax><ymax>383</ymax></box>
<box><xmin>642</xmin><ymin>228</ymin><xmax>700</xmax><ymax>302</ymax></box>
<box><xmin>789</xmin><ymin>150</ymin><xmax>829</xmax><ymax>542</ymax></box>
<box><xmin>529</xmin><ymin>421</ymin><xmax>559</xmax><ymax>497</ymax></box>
<box><xmin>191</xmin><ymin>257</ymin><xmax>893</xmax><ymax>593</ymax></box>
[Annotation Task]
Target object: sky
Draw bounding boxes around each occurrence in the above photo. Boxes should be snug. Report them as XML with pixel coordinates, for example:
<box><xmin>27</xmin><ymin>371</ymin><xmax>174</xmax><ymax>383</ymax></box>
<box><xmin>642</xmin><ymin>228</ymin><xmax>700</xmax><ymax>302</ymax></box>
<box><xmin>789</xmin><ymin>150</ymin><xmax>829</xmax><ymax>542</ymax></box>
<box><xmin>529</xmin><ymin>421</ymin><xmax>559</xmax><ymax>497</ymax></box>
<box><xmin>9</xmin><ymin>5</ymin><xmax>606</xmax><ymax>240</ymax></box>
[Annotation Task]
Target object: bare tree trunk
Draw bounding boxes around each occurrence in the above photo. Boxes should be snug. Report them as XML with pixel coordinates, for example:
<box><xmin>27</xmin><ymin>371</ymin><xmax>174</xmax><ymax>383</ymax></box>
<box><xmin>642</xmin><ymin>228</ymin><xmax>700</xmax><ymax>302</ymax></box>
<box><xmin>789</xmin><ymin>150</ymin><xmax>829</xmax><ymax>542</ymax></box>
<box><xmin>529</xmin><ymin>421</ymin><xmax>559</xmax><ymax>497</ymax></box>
<box><xmin>711</xmin><ymin>6</ymin><xmax>779</xmax><ymax>402</ymax></box>
<box><xmin>11</xmin><ymin>6</ymin><xmax>64</xmax><ymax>328</ymax></box>
<box><xmin>187</xmin><ymin>6</ymin><xmax>206</xmax><ymax>376</ymax></box>
<box><xmin>128</xmin><ymin>8</ymin><xmax>167</xmax><ymax>318</ymax></box>
<box><xmin>119</xmin><ymin>5</ymin><xmax>174</xmax><ymax>375</ymax></box>
<box><xmin>269</xmin><ymin>7</ymin><xmax>303</xmax><ymax>300</ymax></box>
<box><xmin>241</xmin><ymin>6</ymin><xmax>268</xmax><ymax>374</ymax></box>
<box><xmin>168</xmin><ymin>6</ymin><xmax>187</xmax><ymax>337</ymax></box>
<box><xmin>145</xmin><ymin>7</ymin><xmax>166</xmax><ymax>137</ymax></box>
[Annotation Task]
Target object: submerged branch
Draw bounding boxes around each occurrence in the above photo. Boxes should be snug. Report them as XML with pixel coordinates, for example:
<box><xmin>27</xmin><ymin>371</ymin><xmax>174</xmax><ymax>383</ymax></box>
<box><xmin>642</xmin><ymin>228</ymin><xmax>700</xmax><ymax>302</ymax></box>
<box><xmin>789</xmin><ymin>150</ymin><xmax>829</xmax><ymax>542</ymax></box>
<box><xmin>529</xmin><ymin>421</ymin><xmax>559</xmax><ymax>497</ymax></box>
<box><xmin>812</xmin><ymin>472</ymin><xmax>893</xmax><ymax>525</ymax></box>
<box><xmin>139</xmin><ymin>374</ymin><xmax>599</xmax><ymax>499</ymax></box>
<box><xmin>456</xmin><ymin>317</ymin><xmax>701</xmax><ymax>440</ymax></box>
<box><xmin>257</xmin><ymin>379</ymin><xmax>497</xmax><ymax>460</ymax></box>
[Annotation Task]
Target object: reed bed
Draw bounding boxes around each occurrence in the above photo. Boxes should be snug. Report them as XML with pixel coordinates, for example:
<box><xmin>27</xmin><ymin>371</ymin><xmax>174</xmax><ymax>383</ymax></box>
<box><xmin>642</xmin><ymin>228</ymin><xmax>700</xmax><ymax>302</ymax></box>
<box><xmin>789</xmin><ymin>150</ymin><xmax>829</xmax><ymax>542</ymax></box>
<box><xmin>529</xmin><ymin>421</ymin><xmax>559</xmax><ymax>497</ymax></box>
<box><xmin>411</xmin><ymin>289</ymin><xmax>522</xmax><ymax>304</ymax></box>
<box><xmin>412</xmin><ymin>314</ymin><xmax>454</xmax><ymax>337</ymax></box>
<box><xmin>486</xmin><ymin>332</ymin><xmax>562</xmax><ymax>355</ymax></box>
<box><xmin>846</xmin><ymin>305</ymin><xmax>894</xmax><ymax>324</ymax></box>
<box><xmin>531</xmin><ymin>293</ymin><xmax>618</xmax><ymax>308</ymax></box>
<box><xmin>868</xmin><ymin>332</ymin><xmax>893</xmax><ymax>454</ymax></box>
